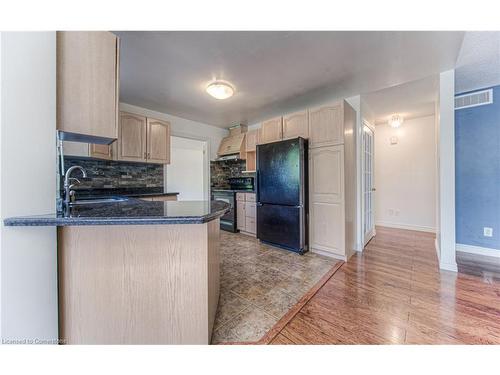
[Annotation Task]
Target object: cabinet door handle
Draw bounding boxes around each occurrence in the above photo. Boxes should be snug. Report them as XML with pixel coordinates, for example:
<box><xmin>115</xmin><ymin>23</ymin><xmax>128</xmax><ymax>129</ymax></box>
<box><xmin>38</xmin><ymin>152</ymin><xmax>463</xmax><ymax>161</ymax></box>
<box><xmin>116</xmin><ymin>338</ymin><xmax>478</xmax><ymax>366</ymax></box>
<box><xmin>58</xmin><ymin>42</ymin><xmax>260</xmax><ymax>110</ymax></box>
<box><xmin>147</xmin><ymin>152</ymin><xmax>151</xmax><ymax>158</ymax></box>
<box><xmin>144</xmin><ymin>152</ymin><xmax>147</xmax><ymax>159</ymax></box>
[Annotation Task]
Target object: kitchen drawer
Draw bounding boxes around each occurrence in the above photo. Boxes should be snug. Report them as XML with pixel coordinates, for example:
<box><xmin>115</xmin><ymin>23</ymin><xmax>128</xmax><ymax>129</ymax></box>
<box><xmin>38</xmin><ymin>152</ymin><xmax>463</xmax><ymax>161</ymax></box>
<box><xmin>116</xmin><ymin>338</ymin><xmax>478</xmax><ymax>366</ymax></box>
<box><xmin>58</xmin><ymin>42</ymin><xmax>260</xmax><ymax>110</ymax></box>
<box><xmin>236</xmin><ymin>193</ymin><xmax>246</xmax><ymax>201</ymax></box>
<box><xmin>245</xmin><ymin>217</ymin><xmax>256</xmax><ymax>234</ymax></box>
<box><xmin>245</xmin><ymin>193</ymin><xmax>256</xmax><ymax>202</ymax></box>
<box><xmin>245</xmin><ymin>202</ymin><xmax>256</xmax><ymax>218</ymax></box>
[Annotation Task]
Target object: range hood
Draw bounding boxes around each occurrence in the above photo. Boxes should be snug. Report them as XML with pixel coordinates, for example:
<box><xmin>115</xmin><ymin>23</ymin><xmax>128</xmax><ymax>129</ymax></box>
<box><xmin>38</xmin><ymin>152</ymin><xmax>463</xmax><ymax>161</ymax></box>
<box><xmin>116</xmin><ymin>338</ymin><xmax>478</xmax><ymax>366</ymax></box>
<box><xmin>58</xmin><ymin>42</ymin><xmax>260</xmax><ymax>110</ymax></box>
<box><xmin>215</xmin><ymin>125</ymin><xmax>247</xmax><ymax>161</ymax></box>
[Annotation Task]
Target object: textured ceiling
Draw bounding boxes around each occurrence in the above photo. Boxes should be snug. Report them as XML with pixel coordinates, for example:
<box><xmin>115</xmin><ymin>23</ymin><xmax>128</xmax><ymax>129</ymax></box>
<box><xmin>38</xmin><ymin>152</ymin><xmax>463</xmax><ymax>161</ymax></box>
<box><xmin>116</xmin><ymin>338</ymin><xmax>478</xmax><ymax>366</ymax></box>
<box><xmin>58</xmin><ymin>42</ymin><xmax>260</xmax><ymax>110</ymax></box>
<box><xmin>362</xmin><ymin>76</ymin><xmax>438</xmax><ymax>125</ymax></box>
<box><xmin>115</xmin><ymin>31</ymin><xmax>464</xmax><ymax>128</ymax></box>
<box><xmin>455</xmin><ymin>31</ymin><xmax>500</xmax><ymax>94</ymax></box>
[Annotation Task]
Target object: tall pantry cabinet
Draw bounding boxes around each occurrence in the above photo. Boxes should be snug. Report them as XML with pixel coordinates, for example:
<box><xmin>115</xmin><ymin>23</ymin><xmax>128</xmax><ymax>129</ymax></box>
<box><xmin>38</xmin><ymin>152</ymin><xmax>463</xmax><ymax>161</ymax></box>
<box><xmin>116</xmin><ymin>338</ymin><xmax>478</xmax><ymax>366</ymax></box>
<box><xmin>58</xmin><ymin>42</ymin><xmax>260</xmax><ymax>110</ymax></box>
<box><xmin>308</xmin><ymin>100</ymin><xmax>357</xmax><ymax>260</ymax></box>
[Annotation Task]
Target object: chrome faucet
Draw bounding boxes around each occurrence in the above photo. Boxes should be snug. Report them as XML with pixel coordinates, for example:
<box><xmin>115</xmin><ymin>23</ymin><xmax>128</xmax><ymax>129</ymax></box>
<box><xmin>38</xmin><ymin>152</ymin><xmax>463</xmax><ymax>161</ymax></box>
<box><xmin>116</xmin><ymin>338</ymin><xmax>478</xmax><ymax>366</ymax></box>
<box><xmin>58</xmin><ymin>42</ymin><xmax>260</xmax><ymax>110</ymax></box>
<box><xmin>64</xmin><ymin>165</ymin><xmax>87</xmax><ymax>205</ymax></box>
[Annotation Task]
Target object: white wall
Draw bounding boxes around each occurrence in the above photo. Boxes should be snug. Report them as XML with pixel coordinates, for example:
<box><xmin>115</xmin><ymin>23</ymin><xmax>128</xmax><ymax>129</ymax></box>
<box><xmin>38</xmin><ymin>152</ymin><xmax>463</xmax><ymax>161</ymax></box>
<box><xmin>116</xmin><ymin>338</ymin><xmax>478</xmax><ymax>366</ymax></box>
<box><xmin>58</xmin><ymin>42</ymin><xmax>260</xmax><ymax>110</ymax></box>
<box><xmin>119</xmin><ymin>103</ymin><xmax>228</xmax><ymax>161</ymax></box>
<box><xmin>167</xmin><ymin>136</ymin><xmax>206</xmax><ymax>200</ymax></box>
<box><xmin>374</xmin><ymin>115</ymin><xmax>437</xmax><ymax>233</ymax></box>
<box><xmin>0</xmin><ymin>32</ymin><xmax>58</xmax><ymax>342</ymax></box>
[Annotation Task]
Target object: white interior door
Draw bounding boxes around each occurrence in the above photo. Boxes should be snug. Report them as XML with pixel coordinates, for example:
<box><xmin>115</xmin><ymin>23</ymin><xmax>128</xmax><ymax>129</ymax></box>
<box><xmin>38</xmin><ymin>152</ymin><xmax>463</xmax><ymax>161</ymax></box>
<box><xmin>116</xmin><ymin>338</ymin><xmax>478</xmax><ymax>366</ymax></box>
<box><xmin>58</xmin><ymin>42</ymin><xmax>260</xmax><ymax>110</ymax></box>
<box><xmin>362</xmin><ymin>123</ymin><xmax>376</xmax><ymax>245</ymax></box>
<box><xmin>166</xmin><ymin>136</ymin><xmax>208</xmax><ymax>200</ymax></box>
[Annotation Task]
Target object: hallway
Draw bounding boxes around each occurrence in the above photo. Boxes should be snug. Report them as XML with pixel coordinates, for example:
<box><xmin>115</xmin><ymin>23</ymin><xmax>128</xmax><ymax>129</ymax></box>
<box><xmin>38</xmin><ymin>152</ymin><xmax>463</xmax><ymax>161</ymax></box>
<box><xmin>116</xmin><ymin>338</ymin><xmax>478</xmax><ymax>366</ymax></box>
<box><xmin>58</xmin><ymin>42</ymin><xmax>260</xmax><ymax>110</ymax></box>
<box><xmin>269</xmin><ymin>227</ymin><xmax>500</xmax><ymax>344</ymax></box>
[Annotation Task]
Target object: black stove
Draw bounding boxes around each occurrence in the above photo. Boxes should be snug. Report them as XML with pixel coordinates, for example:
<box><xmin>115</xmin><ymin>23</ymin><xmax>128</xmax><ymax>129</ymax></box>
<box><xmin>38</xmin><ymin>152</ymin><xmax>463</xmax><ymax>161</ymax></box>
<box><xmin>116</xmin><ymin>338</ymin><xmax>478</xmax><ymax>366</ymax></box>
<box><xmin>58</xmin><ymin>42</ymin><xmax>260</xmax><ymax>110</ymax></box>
<box><xmin>211</xmin><ymin>177</ymin><xmax>254</xmax><ymax>232</ymax></box>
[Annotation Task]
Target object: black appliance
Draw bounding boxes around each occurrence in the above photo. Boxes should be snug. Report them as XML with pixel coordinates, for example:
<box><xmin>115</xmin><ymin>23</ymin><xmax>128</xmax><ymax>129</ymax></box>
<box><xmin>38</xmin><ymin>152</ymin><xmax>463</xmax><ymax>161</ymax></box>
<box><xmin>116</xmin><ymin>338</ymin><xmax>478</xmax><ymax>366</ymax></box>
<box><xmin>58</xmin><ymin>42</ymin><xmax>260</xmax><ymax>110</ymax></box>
<box><xmin>212</xmin><ymin>177</ymin><xmax>254</xmax><ymax>233</ymax></box>
<box><xmin>256</xmin><ymin>137</ymin><xmax>308</xmax><ymax>254</ymax></box>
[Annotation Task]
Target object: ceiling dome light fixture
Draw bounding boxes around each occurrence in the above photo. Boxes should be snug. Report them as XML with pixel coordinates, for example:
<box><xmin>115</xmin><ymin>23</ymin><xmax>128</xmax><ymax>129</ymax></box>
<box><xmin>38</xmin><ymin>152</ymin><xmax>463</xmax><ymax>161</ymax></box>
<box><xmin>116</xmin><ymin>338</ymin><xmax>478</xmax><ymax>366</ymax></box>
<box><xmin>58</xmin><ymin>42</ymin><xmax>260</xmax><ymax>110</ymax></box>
<box><xmin>389</xmin><ymin>114</ymin><xmax>404</xmax><ymax>128</ymax></box>
<box><xmin>206</xmin><ymin>81</ymin><xmax>234</xmax><ymax>100</ymax></box>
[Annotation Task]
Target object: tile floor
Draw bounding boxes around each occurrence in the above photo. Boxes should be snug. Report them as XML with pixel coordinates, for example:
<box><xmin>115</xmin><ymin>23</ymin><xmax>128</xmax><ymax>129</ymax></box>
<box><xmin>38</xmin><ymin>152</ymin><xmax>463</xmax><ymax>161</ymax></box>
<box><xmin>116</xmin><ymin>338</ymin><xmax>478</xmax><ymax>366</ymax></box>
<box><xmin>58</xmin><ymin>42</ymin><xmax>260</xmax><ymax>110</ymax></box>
<box><xmin>211</xmin><ymin>232</ymin><xmax>338</xmax><ymax>344</ymax></box>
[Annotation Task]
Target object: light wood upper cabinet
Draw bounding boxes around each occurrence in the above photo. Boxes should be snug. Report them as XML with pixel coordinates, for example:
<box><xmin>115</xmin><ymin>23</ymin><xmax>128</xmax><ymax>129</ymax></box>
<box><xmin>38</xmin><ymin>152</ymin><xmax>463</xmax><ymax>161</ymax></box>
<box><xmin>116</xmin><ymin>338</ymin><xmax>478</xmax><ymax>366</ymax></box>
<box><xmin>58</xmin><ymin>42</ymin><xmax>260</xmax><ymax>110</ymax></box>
<box><xmin>283</xmin><ymin>110</ymin><xmax>309</xmax><ymax>140</ymax></box>
<box><xmin>117</xmin><ymin>112</ymin><xmax>170</xmax><ymax>164</ymax></box>
<box><xmin>57</xmin><ymin>31</ymin><xmax>119</xmax><ymax>139</ymax></box>
<box><xmin>259</xmin><ymin>117</ymin><xmax>283</xmax><ymax>144</ymax></box>
<box><xmin>147</xmin><ymin>118</ymin><xmax>171</xmax><ymax>164</ymax></box>
<box><xmin>118</xmin><ymin>112</ymin><xmax>147</xmax><ymax>162</ymax></box>
<box><xmin>89</xmin><ymin>144</ymin><xmax>113</xmax><ymax>160</ymax></box>
<box><xmin>308</xmin><ymin>101</ymin><xmax>344</xmax><ymax>148</ymax></box>
<box><xmin>245</xmin><ymin>130</ymin><xmax>259</xmax><ymax>152</ymax></box>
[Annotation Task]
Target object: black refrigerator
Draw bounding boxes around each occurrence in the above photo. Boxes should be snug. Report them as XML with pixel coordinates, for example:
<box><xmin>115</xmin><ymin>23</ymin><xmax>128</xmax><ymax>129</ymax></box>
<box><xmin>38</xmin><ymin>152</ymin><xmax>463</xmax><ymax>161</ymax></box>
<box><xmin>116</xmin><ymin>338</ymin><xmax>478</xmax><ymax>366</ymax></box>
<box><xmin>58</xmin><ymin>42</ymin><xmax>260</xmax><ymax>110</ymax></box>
<box><xmin>256</xmin><ymin>137</ymin><xmax>308</xmax><ymax>254</ymax></box>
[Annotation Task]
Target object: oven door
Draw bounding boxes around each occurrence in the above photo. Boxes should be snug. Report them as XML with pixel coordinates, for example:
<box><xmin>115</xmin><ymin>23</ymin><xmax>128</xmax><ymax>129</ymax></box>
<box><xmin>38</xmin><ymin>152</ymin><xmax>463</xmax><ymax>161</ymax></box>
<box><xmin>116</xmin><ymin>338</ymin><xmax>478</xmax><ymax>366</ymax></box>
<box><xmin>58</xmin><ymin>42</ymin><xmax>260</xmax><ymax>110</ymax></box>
<box><xmin>212</xmin><ymin>193</ymin><xmax>236</xmax><ymax>232</ymax></box>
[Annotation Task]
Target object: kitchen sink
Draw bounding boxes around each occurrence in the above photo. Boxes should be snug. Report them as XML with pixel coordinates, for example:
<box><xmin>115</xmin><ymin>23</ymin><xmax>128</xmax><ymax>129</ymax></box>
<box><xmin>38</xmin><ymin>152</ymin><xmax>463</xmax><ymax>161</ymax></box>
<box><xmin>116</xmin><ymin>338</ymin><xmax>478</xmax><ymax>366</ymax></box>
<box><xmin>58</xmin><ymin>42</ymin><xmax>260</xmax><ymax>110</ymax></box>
<box><xmin>69</xmin><ymin>196</ymin><xmax>129</xmax><ymax>205</ymax></box>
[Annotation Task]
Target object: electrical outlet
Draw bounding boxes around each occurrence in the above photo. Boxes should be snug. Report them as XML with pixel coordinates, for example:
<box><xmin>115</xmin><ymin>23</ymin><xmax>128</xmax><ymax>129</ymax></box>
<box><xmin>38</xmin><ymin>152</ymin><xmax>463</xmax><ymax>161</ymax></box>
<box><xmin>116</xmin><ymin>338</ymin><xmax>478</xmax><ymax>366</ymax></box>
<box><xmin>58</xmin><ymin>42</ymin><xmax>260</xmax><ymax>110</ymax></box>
<box><xmin>484</xmin><ymin>227</ymin><xmax>493</xmax><ymax>237</ymax></box>
<box><xmin>388</xmin><ymin>209</ymin><xmax>394</xmax><ymax>216</ymax></box>
<box><xmin>395</xmin><ymin>209</ymin><xmax>400</xmax><ymax>216</ymax></box>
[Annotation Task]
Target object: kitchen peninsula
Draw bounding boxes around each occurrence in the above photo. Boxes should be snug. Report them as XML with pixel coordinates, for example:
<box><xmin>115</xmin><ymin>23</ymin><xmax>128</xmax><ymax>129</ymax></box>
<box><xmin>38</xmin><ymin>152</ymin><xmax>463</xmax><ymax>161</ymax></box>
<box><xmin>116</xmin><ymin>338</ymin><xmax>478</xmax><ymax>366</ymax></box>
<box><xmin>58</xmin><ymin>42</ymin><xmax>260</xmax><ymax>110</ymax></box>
<box><xmin>5</xmin><ymin>199</ymin><xmax>229</xmax><ymax>344</ymax></box>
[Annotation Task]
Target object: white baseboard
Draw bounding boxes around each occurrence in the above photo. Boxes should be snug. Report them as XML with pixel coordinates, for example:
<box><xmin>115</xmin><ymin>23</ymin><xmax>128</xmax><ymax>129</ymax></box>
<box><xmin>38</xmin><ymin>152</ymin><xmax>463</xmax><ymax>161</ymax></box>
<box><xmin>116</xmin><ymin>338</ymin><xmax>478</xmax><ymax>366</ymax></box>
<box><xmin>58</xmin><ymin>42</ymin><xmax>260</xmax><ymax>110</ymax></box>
<box><xmin>310</xmin><ymin>248</ymin><xmax>347</xmax><ymax>261</ymax></box>
<box><xmin>456</xmin><ymin>243</ymin><xmax>500</xmax><ymax>258</ymax></box>
<box><xmin>376</xmin><ymin>221</ymin><xmax>436</xmax><ymax>233</ymax></box>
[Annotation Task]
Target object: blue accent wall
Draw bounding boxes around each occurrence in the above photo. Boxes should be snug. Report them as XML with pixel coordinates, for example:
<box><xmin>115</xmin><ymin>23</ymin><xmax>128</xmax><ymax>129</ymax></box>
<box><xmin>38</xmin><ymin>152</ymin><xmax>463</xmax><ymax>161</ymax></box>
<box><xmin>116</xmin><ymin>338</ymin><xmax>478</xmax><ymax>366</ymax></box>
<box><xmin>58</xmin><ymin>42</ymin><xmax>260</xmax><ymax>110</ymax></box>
<box><xmin>455</xmin><ymin>85</ymin><xmax>500</xmax><ymax>249</ymax></box>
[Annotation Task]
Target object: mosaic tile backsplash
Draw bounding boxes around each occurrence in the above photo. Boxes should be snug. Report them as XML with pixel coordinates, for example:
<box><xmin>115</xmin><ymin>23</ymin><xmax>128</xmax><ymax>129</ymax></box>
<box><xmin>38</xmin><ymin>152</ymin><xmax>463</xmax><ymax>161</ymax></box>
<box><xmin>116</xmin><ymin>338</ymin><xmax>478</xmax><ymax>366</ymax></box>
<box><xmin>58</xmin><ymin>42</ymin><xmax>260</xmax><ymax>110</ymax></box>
<box><xmin>63</xmin><ymin>157</ymin><xmax>164</xmax><ymax>190</ymax></box>
<box><xmin>210</xmin><ymin>159</ymin><xmax>254</xmax><ymax>189</ymax></box>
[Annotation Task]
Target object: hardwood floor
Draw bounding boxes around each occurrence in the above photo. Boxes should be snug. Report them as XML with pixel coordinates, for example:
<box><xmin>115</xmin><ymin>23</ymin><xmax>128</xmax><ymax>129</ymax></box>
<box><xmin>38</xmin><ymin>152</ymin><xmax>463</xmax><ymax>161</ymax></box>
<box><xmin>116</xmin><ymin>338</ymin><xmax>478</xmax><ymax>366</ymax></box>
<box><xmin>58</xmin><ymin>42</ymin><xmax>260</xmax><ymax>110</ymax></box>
<box><xmin>269</xmin><ymin>226</ymin><xmax>500</xmax><ymax>344</ymax></box>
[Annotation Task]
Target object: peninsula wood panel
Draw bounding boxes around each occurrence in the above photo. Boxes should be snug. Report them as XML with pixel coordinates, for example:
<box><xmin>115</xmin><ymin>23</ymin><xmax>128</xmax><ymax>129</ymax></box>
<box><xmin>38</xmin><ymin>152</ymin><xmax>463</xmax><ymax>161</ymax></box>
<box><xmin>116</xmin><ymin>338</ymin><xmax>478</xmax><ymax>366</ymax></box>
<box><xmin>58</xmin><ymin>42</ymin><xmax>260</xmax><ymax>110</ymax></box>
<box><xmin>259</xmin><ymin>117</ymin><xmax>283</xmax><ymax>144</ymax></box>
<box><xmin>58</xmin><ymin>220</ymin><xmax>220</xmax><ymax>344</ymax></box>
<box><xmin>118</xmin><ymin>112</ymin><xmax>147</xmax><ymax>162</ymax></box>
<box><xmin>283</xmin><ymin>110</ymin><xmax>309</xmax><ymax>140</ymax></box>
<box><xmin>147</xmin><ymin>117</ymin><xmax>171</xmax><ymax>164</ymax></box>
<box><xmin>57</xmin><ymin>31</ymin><xmax>119</xmax><ymax>139</ymax></box>
<box><xmin>308</xmin><ymin>102</ymin><xmax>343</xmax><ymax>148</ymax></box>
<box><xmin>207</xmin><ymin>220</ymin><xmax>220</xmax><ymax>340</ymax></box>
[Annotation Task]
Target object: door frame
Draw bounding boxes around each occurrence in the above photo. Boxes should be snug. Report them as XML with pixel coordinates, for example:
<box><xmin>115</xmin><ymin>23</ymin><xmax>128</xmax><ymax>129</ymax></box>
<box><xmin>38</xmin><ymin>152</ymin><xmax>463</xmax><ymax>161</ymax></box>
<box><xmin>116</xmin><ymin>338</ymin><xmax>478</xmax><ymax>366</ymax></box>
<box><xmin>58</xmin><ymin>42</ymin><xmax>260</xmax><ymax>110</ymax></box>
<box><xmin>361</xmin><ymin>119</ymin><xmax>376</xmax><ymax>247</ymax></box>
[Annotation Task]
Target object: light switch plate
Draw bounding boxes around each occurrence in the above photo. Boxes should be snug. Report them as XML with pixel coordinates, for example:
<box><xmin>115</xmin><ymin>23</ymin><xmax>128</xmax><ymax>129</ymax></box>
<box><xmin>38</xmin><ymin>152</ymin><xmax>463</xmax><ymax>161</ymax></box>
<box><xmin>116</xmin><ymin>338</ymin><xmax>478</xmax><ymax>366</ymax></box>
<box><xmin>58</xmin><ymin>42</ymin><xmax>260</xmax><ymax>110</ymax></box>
<box><xmin>484</xmin><ymin>227</ymin><xmax>493</xmax><ymax>237</ymax></box>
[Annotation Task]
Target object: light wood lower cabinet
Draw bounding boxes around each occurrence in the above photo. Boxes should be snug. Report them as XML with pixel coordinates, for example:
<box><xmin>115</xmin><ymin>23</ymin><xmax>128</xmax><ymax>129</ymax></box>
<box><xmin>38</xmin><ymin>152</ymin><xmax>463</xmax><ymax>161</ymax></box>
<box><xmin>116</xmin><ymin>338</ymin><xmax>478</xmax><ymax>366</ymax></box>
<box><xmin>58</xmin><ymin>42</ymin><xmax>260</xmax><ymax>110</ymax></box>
<box><xmin>118</xmin><ymin>111</ymin><xmax>170</xmax><ymax>164</ymax></box>
<box><xmin>236</xmin><ymin>193</ymin><xmax>256</xmax><ymax>235</ymax></box>
<box><xmin>140</xmin><ymin>195</ymin><xmax>178</xmax><ymax>202</ymax></box>
<box><xmin>237</xmin><ymin>201</ymin><xmax>246</xmax><ymax>231</ymax></box>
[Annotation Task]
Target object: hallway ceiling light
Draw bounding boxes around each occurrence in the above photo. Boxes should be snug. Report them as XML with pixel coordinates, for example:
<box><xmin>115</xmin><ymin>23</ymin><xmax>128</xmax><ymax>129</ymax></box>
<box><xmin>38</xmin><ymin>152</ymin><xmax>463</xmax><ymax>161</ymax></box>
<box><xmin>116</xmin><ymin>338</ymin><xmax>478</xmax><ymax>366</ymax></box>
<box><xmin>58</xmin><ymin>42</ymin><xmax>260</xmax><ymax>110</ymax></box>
<box><xmin>206</xmin><ymin>81</ymin><xmax>234</xmax><ymax>100</ymax></box>
<box><xmin>389</xmin><ymin>115</ymin><xmax>404</xmax><ymax>128</ymax></box>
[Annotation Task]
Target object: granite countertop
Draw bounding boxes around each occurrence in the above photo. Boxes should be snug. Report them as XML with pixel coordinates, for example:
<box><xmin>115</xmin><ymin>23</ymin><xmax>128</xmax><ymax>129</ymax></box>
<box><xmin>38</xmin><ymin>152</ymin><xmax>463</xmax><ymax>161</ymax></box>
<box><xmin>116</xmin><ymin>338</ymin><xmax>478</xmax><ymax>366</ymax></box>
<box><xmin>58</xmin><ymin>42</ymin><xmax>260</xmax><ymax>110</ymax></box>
<box><xmin>212</xmin><ymin>189</ymin><xmax>256</xmax><ymax>193</ymax></box>
<box><xmin>3</xmin><ymin>199</ymin><xmax>230</xmax><ymax>226</ymax></box>
<box><xmin>70</xmin><ymin>187</ymin><xmax>179</xmax><ymax>199</ymax></box>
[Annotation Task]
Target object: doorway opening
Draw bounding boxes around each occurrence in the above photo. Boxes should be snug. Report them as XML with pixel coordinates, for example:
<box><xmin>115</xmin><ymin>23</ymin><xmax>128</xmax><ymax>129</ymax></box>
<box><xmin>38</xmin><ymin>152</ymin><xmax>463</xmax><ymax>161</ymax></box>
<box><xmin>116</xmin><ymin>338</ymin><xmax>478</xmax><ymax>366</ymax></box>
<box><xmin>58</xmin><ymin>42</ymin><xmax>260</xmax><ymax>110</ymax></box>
<box><xmin>166</xmin><ymin>136</ymin><xmax>209</xmax><ymax>201</ymax></box>
<box><xmin>361</xmin><ymin>76</ymin><xmax>439</xmax><ymax>248</ymax></box>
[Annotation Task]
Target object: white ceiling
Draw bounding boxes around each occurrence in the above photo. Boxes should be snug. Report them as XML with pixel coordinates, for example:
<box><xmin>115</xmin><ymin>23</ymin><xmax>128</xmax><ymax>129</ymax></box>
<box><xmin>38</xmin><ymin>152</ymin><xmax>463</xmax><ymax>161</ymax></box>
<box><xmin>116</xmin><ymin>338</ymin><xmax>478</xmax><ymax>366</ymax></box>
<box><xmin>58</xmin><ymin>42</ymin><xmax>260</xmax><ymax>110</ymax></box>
<box><xmin>455</xmin><ymin>31</ymin><xmax>500</xmax><ymax>94</ymax></box>
<box><xmin>362</xmin><ymin>75</ymin><xmax>439</xmax><ymax>125</ymax></box>
<box><xmin>115</xmin><ymin>31</ymin><xmax>464</xmax><ymax>128</ymax></box>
